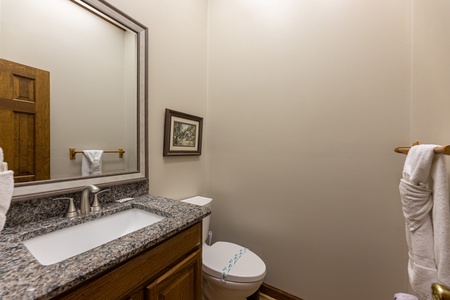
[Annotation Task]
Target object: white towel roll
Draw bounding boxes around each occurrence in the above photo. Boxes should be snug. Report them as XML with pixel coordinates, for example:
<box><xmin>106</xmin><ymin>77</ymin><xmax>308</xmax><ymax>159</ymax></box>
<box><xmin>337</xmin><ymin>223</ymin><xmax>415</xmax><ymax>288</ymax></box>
<box><xmin>394</xmin><ymin>293</ymin><xmax>419</xmax><ymax>300</ymax></box>
<box><xmin>0</xmin><ymin>170</ymin><xmax>14</xmax><ymax>232</ymax></box>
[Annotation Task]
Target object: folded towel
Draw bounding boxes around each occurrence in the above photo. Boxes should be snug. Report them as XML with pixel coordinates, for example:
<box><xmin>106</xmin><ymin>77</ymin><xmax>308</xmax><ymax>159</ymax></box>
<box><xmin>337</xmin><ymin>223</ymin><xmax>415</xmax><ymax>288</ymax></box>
<box><xmin>82</xmin><ymin>150</ymin><xmax>103</xmax><ymax>176</ymax></box>
<box><xmin>399</xmin><ymin>144</ymin><xmax>450</xmax><ymax>300</ymax></box>
<box><xmin>394</xmin><ymin>293</ymin><xmax>419</xmax><ymax>300</ymax></box>
<box><xmin>0</xmin><ymin>170</ymin><xmax>14</xmax><ymax>232</ymax></box>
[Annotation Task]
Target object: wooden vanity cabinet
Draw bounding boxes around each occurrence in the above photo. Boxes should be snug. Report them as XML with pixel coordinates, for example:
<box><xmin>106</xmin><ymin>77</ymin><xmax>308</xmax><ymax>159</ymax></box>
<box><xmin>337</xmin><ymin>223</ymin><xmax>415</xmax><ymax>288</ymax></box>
<box><xmin>56</xmin><ymin>222</ymin><xmax>202</xmax><ymax>300</ymax></box>
<box><xmin>146</xmin><ymin>249</ymin><xmax>201</xmax><ymax>299</ymax></box>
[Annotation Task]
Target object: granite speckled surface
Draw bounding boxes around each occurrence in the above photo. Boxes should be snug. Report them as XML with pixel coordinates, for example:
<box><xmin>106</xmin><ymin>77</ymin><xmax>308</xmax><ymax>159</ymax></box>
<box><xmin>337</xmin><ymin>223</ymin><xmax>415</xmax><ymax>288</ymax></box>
<box><xmin>0</xmin><ymin>194</ymin><xmax>210</xmax><ymax>300</ymax></box>
<box><xmin>6</xmin><ymin>180</ymin><xmax>149</xmax><ymax>228</ymax></box>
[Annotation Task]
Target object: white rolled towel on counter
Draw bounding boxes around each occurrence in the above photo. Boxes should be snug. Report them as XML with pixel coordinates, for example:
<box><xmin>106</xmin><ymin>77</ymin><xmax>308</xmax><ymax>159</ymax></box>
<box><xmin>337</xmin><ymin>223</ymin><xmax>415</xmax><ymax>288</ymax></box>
<box><xmin>394</xmin><ymin>293</ymin><xmax>419</xmax><ymax>300</ymax></box>
<box><xmin>0</xmin><ymin>170</ymin><xmax>14</xmax><ymax>232</ymax></box>
<box><xmin>82</xmin><ymin>150</ymin><xmax>103</xmax><ymax>176</ymax></box>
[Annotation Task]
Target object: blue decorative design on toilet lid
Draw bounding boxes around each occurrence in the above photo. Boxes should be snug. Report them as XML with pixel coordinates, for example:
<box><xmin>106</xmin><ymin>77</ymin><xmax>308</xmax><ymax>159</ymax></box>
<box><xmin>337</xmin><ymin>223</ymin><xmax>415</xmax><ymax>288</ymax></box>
<box><xmin>202</xmin><ymin>241</ymin><xmax>266</xmax><ymax>283</ymax></box>
<box><xmin>221</xmin><ymin>247</ymin><xmax>247</xmax><ymax>283</ymax></box>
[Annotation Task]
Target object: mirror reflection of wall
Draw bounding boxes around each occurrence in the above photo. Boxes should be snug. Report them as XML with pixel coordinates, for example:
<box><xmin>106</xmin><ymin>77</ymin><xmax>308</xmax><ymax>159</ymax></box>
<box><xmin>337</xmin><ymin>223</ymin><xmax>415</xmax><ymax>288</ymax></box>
<box><xmin>0</xmin><ymin>0</ymin><xmax>138</xmax><ymax>180</ymax></box>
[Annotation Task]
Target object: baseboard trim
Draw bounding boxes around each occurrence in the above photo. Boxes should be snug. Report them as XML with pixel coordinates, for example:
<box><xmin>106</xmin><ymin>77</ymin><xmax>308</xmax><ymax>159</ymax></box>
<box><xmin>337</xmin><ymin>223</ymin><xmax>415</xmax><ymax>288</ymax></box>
<box><xmin>260</xmin><ymin>283</ymin><xmax>304</xmax><ymax>300</ymax></box>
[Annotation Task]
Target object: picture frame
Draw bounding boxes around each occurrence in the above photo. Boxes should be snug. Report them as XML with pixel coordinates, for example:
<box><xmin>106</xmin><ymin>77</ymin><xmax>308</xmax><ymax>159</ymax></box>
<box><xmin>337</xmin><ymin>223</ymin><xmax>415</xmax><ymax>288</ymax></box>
<box><xmin>163</xmin><ymin>109</ymin><xmax>203</xmax><ymax>156</ymax></box>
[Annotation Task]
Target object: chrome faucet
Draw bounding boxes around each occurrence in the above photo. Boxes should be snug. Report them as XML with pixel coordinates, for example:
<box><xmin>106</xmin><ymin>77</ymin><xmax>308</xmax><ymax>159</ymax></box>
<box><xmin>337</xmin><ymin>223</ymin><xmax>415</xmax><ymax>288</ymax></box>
<box><xmin>80</xmin><ymin>185</ymin><xmax>100</xmax><ymax>215</ymax></box>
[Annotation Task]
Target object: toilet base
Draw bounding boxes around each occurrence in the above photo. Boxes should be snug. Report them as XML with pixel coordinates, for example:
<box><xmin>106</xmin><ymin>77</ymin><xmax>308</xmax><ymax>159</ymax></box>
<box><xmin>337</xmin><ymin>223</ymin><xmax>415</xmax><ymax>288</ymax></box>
<box><xmin>203</xmin><ymin>274</ymin><xmax>263</xmax><ymax>300</ymax></box>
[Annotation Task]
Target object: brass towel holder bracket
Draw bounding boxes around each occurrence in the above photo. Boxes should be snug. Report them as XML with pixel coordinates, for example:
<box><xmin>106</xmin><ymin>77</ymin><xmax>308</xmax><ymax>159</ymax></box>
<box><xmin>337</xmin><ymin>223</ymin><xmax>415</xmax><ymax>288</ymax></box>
<box><xmin>394</xmin><ymin>141</ymin><xmax>450</xmax><ymax>155</ymax></box>
<box><xmin>69</xmin><ymin>148</ymin><xmax>125</xmax><ymax>160</ymax></box>
<box><xmin>432</xmin><ymin>283</ymin><xmax>450</xmax><ymax>300</ymax></box>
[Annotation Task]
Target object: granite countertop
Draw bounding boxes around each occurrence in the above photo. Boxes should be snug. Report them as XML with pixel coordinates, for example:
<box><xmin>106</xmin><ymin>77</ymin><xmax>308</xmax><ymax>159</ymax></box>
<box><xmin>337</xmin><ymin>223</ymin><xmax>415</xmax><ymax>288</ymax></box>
<box><xmin>0</xmin><ymin>194</ymin><xmax>210</xmax><ymax>300</ymax></box>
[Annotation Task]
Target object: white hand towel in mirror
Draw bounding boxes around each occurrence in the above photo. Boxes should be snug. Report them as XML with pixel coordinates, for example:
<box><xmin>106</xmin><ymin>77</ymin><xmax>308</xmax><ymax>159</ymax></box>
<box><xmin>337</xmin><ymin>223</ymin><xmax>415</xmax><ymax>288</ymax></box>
<box><xmin>0</xmin><ymin>170</ymin><xmax>14</xmax><ymax>232</ymax></box>
<box><xmin>82</xmin><ymin>150</ymin><xmax>103</xmax><ymax>176</ymax></box>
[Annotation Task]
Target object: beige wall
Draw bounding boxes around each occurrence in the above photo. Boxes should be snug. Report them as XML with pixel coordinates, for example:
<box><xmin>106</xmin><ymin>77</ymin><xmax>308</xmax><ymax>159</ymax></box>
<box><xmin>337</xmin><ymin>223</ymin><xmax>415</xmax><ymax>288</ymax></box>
<box><xmin>107</xmin><ymin>0</ymin><xmax>209</xmax><ymax>199</ymax></box>
<box><xmin>207</xmin><ymin>0</ymin><xmax>411</xmax><ymax>299</ymax></box>
<box><xmin>87</xmin><ymin>0</ymin><xmax>450</xmax><ymax>299</ymax></box>
<box><xmin>411</xmin><ymin>0</ymin><xmax>450</xmax><ymax>144</ymax></box>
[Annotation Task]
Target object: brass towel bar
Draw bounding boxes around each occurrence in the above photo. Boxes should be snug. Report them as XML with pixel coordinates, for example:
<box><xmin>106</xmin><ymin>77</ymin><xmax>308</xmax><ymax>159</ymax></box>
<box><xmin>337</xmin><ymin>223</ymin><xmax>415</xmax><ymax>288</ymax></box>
<box><xmin>394</xmin><ymin>141</ymin><xmax>450</xmax><ymax>155</ymax></box>
<box><xmin>69</xmin><ymin>148</ymin><xmax>125</xmax><ymax>160</ymax></box>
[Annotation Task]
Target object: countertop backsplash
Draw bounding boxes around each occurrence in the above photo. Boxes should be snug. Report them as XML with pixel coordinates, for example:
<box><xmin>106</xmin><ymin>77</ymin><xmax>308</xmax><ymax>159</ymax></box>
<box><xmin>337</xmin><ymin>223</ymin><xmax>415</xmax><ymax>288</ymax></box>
<box><xmin>5</xmin><ymin>180</ymin><xmax>149</xmax><ymax>228</ymax></box>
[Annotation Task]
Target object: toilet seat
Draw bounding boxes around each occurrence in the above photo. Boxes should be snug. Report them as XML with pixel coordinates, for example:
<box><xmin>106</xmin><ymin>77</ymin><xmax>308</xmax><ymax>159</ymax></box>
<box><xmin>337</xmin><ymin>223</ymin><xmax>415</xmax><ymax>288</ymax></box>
<box><xmin>203</xmin><ymin>242</ymin><xmax>266</xmax><ymax>283</ymax></box>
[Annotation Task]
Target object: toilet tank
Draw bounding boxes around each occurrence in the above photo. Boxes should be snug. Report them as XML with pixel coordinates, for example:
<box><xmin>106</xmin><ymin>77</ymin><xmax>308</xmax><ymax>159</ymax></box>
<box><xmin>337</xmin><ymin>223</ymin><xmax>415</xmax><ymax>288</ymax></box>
<box><xmin>181</xmin><ymin>196</ymin><xmax>212</xmax><ymax>244</ymax></box>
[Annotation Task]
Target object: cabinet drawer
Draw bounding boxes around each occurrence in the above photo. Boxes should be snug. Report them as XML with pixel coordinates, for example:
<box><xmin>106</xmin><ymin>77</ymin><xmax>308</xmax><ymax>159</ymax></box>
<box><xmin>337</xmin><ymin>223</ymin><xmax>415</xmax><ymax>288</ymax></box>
<box><xmin>57</xmin><ymin>222</ymin><xmax>201</xmax><ymax>300</ymax></box>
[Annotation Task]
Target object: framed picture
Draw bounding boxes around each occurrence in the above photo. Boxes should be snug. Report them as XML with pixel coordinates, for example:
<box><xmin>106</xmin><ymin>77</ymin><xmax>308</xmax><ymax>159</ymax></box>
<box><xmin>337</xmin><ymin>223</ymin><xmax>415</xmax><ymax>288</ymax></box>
<box><xmin>163</xmin><ymin>109</ymin><xmax>203</xmax><ymax>156</ymax></box>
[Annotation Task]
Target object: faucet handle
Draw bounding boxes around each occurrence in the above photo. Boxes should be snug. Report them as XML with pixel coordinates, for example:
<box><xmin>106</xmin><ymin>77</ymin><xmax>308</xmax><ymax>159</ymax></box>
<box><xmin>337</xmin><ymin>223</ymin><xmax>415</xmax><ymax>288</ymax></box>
<box><xmin>91</xmin><ymin>189</ymin><xmax>111</xmax><ymax>212</ymax></box>
<box><xmin>54</xmin><ymin>197</ymin><xmax>79</xmax><ymax>218</ymax></box>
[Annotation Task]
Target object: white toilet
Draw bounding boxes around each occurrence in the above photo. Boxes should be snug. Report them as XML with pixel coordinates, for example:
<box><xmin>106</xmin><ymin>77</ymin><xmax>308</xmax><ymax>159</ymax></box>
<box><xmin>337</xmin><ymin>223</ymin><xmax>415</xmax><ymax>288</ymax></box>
<box><xmin>182</xmin><ymin>196</ymin><xmax>266</xmax><ymax>300</ymax></box>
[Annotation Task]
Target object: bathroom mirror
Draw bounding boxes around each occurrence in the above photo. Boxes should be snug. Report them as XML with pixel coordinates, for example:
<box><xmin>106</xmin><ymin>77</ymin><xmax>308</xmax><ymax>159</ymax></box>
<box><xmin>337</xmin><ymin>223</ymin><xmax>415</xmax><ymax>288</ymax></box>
<box><xmin>0</xmin><ymin>0</ymin><xmax>148</xmax><ymax>200</ymax></box>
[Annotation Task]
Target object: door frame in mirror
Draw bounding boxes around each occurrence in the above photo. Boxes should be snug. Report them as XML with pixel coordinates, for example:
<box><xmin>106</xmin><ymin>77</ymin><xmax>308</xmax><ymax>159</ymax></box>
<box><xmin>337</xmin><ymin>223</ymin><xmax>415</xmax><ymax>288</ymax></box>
<box><xmin>12</xmin><ymin>0</ymin><xmax>148</xmax><ymax>201</ymax></box>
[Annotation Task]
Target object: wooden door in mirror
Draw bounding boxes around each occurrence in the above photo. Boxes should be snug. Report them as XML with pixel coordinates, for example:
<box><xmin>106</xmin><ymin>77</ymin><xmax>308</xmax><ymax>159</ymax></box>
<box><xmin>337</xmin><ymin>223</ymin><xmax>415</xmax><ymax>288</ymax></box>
<box><xmin>0</xmin><ymin>59</ymin><xmax>50</xmax><ymax>183</ymax></box>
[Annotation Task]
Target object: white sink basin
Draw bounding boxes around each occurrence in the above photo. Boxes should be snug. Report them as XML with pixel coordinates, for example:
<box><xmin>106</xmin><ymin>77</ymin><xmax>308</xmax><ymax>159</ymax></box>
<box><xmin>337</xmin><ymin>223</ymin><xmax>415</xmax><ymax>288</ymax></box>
<box><xmin>23</xmin><ymin>208</ymin><xmax>165</xmax><ymax>265</ymax></box>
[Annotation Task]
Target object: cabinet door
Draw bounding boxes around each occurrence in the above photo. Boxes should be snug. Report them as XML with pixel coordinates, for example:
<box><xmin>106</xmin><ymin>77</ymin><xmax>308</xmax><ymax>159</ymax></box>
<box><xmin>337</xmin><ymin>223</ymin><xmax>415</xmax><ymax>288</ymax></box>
<box><xmin>146</xmin><ymin>249</ymin><xmax>202</xmax><ymax>300</ymax></box>
<box><xmin>126</xmin><ymin>289</ymin><xmax>145</xmax><ymax>300</ymax></box>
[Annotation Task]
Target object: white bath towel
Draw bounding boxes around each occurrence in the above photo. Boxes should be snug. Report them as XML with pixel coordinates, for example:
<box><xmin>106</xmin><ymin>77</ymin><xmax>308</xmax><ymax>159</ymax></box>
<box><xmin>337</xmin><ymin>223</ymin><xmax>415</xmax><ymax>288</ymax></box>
<box><xmin>399</xmin><ymin>144</ymin><xmax>450</xmax><ymax>300</ymax></box>
<box><xmin>82</xmin><ymin>150</ymin><xmax>103</xmax><ymax>176</ymax></box>
<box><xmin>0</xmin><ymin>170</ymin><xmax>14</xmax><ymax>232</ymax></box>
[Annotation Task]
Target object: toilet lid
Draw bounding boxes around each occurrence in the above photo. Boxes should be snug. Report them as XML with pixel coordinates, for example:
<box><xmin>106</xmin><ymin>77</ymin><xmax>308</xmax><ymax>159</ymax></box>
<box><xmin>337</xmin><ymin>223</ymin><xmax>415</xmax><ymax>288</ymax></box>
<box><xmin>203</xmin><ymin>241</ymin><xmax>266</xmax><ymax>283</ymax></box>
